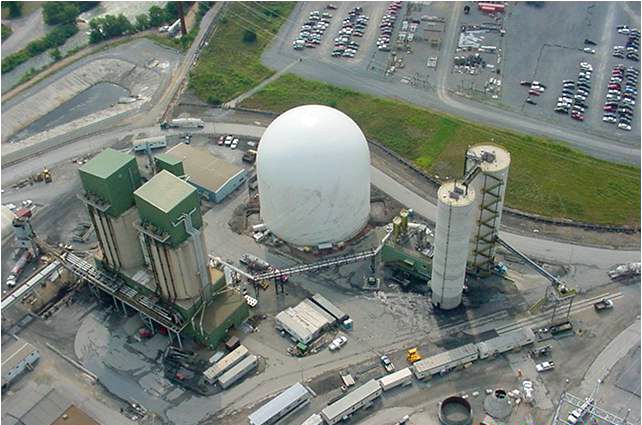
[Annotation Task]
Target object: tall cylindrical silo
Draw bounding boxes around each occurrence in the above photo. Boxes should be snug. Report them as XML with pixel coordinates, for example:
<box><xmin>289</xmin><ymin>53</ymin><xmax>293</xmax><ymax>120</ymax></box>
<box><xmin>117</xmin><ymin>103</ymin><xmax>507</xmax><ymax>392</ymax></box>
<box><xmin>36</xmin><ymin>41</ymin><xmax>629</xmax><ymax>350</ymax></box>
<box><xmin>431</xmin><ymin>182</ymin><xmax>476</xmax><ymax>310</ymax></box>
<box><xmin>465</xmin><ymin>145</ymin><xmax>511</xmax><ymax>272</ymax></box>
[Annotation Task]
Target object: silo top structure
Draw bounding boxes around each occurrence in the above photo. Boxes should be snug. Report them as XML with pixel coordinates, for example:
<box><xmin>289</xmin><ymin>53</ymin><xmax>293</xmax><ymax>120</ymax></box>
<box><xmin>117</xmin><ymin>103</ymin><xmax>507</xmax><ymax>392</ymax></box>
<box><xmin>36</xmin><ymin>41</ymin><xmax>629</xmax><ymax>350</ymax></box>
<box><xmin>465</xmin><ymin>144</ymin><xmax>511</xmax><ymax>272</ymax></box>
<box><xmin>431</xmin><ymin>182</ymin><xmax>476</xmax><ymax>310</ymax></box>
<box><xmin>256</xmin><ymin>105</ymin><xmax>371</xmax><ymax>246</ymax></box>
<box><xmin>78</xmin><ymin>148</ymin><xmax>141</xmax><ymax>218</ymax></box>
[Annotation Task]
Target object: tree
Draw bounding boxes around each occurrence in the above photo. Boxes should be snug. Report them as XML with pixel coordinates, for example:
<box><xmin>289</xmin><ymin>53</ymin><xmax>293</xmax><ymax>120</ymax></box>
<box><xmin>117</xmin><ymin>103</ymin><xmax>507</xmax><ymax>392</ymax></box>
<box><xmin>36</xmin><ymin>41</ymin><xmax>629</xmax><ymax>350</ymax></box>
<box><xmin>148</xmin><ymin>5</ymin><xmax>165</xmax><ymax>27</ymax></box>
<box><xmin>88</xmin><ymin>13</ymin><xmax>133</xmax><ymax>43</ymax></box>
<box><xmin>135</xmin><ymin>14</ymin><xmax>150</xmax><ymax>32</ymax></box>
<box><xmin>164</xmin><ymin>2</ymin><xmax>180</xmax><ymax>22</ymax></box>
<box><xmin>43</xmin><ymin>2</ymin><xmax>80</xmax><ymax>25</ymax></box>
<box><xmin>3</xmin><ymin>2</ymin><xmax>22</xmax><ymax>18</ymax></box>
<box><xmin>242</xmin><ymin>29</ymin><xmax>257</xmax><ymax>44</ymax></box>
<box><xmin>50</xmin><ymin>48</ymin><xmax>62</xmax><ymax>61</ymax></box>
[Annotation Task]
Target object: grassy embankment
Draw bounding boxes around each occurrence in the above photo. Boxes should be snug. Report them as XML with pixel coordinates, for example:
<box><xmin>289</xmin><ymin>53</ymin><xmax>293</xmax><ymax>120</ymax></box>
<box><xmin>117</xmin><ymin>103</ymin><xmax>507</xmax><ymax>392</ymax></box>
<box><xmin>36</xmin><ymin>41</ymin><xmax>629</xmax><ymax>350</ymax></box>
<box><xmin>188</xmin><ymin>3</ymin><xmax>640</xmax><ymax>226</ymax></box>
<box><xmin>188</xmin><ymin>1</ymin><xmax>295</xmax><ymax>104</ymax></box>
<box><xmin>242</xmin><ymin>76</ymin><xmax>640</xmax><ymax>226</ymax></box>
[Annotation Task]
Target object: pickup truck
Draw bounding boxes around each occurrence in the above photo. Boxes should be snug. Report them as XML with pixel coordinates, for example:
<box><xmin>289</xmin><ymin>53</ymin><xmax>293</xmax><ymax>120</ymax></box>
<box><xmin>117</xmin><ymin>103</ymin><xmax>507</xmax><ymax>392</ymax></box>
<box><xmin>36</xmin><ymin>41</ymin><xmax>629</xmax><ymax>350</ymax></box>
<box><xmin>594</xmin><ymin>298</ymin><xmax>614</xmax><ymax>311</ymax></box>
<box><xmin>535</xmin><ymin>361</ymin><xmax>555</xmax><ymax>372</ymax></box>
<box><xmin>529</xmin><ymin>345</ymin><xmax>552</xmax><ymax>357</ymax></box>
<box><xmin>380</xmin><ymin>355</ymin><xmax>395</xmax><ymax>373</ymax></box>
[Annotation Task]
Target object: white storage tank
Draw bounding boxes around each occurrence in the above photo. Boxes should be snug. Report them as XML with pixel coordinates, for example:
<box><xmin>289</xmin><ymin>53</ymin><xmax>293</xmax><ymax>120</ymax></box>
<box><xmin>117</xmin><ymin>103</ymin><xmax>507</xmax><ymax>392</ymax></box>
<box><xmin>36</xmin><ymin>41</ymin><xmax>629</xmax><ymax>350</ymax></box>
<box><xmin>465</xmin><ymin>145</ymin><xmax>510</xmax><ymax>271</ymax></box>
<box><xmin>256</xmin><ymin>105</ymin><xmax>371</xmax><ymax>246</ymax></box>
<box><xmin>431</xmin><ymin>182</ymin><xmax>475</xmax><ymax>310</ymax></box>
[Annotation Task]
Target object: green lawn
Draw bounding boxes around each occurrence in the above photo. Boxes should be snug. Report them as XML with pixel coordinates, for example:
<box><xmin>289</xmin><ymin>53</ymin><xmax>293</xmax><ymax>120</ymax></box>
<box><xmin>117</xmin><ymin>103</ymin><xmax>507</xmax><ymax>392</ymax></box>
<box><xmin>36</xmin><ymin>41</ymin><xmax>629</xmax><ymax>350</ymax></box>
<box><xmin>188</xmin><ymin>2</ymin><xmax>295</xmax><ymax>104</ymax></box>
<box><xmin>241</xmin><ymin>75</ymin><xmax>640</xmax><ymax>226</ymax></box>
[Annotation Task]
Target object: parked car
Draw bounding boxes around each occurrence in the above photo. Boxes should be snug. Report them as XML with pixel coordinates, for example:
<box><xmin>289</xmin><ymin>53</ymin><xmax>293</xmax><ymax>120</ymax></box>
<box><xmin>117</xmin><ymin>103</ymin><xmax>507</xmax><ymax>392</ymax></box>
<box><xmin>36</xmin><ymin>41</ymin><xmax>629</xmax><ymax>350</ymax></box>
<box><xmin>535</xmin><ymin>361</ymin><xmax>555</xmax><ymax>372</ymax></box>
<box><xmin>329</xmin><ymin>335</ymin><xmax>348</xmax><ymax>351</ymax></box>
<box><xmin>380</xmin><ymin>355</ymin><xmax>395</xmax><ymax>372</ymax></box>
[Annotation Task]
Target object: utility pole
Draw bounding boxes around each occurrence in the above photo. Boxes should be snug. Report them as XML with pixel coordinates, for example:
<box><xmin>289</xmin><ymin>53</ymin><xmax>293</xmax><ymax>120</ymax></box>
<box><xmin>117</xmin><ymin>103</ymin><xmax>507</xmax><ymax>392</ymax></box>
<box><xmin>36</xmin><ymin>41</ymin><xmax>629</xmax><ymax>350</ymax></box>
<box><xmin>177</xmin><ymin>2</ymin><xmax>187</xmax><ymax>36</ymax></box>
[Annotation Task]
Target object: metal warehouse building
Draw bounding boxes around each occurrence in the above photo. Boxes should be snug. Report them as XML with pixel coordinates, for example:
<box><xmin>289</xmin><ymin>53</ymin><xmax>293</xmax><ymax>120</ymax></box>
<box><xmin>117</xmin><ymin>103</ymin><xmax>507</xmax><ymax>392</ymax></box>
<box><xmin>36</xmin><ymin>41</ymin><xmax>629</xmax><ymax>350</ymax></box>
<box><xmin>275</xmin><ymin>299</ymin><xmax>335</xmax><ymax>344</ymax></box>
<box><xmin>248</xmin><ymin>382</ymin><xmax>311</xmax><ymax>425</ymax></box>
<box><xmin>162</xmin><ymin>143</ymin><xmax>248</xmax><ymax>203</ymax></box>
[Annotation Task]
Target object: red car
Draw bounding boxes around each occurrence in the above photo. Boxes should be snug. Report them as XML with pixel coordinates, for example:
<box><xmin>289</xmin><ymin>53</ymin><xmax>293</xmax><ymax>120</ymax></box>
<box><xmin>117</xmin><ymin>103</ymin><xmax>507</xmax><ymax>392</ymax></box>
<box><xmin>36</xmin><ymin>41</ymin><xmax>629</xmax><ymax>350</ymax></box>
<box><xmin>608</xmin><ymin>83</ymin><xmax>621</xmax><ymax>90</ymax></box>
<box><xmin>603</xmin><ymin>105</ymin><xmax>617</xmax><ymax>111</ymax></box>
<box><xmin>218</xmin><ymin>136</ymin><xmax>225</xmax><ymax>145</ymax></box>
<box><xmin>571</xmin><ymin>112</ymin><xmax>584</xmax><ymax>121</ymax></box>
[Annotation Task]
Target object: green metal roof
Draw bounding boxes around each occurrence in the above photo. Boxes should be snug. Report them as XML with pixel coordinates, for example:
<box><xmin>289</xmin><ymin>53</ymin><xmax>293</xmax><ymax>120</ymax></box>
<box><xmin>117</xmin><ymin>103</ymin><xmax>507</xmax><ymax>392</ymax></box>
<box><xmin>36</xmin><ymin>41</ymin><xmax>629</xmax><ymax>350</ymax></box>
<box><xmin>79</xmin><ymin>148</ymin><xmax>134</xmax><ymax>179</ymax></box>
<box><xmin>155</xmin><ymin>153</ymin><xmax>182</xmax><ymax>167</ymax></box>
<box><xmin>134</xmin><ymin>170</ymin><xmax>195</xmax><ymax>213</ymax></box>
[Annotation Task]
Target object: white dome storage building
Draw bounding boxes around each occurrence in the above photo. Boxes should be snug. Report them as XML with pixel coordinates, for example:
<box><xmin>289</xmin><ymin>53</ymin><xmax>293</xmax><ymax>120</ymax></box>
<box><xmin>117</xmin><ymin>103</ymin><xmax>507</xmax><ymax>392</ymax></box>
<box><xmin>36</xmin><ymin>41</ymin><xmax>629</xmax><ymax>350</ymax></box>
<box><xmin>257</xmin><ymin>105</ymin><xmax>371</xmax><ymax>246</ymax></box>
<box><xmin>431</xmin><ymin>182</ymin><xmax>476</xmax><ymax>310</ymax></box>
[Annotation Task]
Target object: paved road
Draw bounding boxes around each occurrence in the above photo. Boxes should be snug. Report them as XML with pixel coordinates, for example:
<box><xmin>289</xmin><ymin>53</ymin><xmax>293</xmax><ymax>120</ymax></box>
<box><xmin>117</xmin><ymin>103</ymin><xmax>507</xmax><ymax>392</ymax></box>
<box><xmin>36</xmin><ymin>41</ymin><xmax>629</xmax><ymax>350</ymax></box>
<box><xmin>1</xmin><ymin>8</ymin><xmax>49</xmax><ymax>59</ymax></box>
<box><xmin>579</xmin><ymin>318</ymin><xmax>641</xmax><ymax>395</ymax></box>
<box><xmin>260</xmin><ymin>3</ymin><xmax>640</xmax><ymax>165</ymax></box>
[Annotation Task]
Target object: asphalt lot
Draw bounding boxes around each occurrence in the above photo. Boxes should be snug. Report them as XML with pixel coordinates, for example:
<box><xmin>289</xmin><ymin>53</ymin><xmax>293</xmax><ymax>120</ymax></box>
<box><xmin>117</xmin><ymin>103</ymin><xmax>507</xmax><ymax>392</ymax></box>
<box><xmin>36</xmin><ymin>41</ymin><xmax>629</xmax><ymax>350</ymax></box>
<box><xmin>502</xmin><ymin>2</ymin><xmax>641</xmax><ymax>141</ymax></box>
<box><xmin>261</xmin><ymin>2</ymin><xmax>640</xmax><ymax>165</ymax></box>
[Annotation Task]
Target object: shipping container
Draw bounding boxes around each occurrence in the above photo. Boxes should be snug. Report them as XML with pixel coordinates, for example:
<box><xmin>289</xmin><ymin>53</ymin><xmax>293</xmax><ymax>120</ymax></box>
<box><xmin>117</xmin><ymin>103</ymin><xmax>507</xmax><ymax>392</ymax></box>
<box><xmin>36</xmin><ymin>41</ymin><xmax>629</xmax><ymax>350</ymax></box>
<box><xmin>218</xmin><ymin>354</ymin><xmax>258</xmax><ymax>389</ymax></box>
<box><xmin>203</xmin><ymin>345</ymin><xmax>249</xmax><ymax>384</ymax></box>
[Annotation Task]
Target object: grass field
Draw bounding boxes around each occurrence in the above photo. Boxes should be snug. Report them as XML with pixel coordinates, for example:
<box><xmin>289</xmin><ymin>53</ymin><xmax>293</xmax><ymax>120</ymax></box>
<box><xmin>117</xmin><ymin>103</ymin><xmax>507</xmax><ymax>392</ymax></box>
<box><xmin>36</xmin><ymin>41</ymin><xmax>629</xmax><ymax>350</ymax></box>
<box><xmin>241</xmin><ymin>75</ymin><xmax>640</xmax><ymax>226</ymax></box>
<box><xmin>188</xmin><ymin>2</ymin><xmax>294</xmax><ymax>104</ymax></box>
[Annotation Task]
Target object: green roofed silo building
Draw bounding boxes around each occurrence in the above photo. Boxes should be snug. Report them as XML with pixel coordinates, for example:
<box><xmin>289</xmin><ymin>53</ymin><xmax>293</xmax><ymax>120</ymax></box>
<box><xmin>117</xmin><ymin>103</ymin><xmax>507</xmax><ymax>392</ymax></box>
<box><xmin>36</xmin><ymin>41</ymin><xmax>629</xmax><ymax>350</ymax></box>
<box><xmin>78</xmin><ymin>152</ymin><xmax>248</xmax><ymax>349</ymax></box>
<box><xmin>78</xmin><ymin>148</ymin><xmax>145</xmax><ymax>272</ymax></box>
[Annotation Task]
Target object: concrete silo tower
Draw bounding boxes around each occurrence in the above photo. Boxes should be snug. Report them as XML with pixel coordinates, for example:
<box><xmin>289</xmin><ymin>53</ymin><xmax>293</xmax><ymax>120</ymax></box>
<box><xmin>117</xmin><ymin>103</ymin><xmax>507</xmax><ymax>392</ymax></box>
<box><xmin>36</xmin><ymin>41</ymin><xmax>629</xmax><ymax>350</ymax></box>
<box><xmin>465</xmin><ymin>145</ymin><xmax>511</xmax><ymax>273</ymax></box>
<box><xmin>431</xmin><ymin>182</ymin><xmax>476</xmax><ymax>310</ymax></box>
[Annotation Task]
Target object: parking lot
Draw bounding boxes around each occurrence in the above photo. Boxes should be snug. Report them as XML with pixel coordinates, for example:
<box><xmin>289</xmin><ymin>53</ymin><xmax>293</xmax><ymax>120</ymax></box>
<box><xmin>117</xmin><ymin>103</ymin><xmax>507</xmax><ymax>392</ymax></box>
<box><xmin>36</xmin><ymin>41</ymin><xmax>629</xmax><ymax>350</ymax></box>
<box><xmin>287</xmin><ymin>2</ymin><xmax>390</xmax><ymax>67</ymax></box>
<box><xmin>500</xmin><ymin>2</ymin><xmax>640</xmax><ymax>140</ymax></box>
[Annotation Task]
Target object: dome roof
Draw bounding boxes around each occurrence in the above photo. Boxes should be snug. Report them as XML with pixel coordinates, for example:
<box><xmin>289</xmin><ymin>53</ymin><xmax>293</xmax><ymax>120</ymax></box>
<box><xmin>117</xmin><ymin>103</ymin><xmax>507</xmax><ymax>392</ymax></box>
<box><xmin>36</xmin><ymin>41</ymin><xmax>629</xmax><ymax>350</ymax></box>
<box><xmin>257</xmin><ymin>105</ymin><xmax>371</xmax><ymax>246</ymax></box>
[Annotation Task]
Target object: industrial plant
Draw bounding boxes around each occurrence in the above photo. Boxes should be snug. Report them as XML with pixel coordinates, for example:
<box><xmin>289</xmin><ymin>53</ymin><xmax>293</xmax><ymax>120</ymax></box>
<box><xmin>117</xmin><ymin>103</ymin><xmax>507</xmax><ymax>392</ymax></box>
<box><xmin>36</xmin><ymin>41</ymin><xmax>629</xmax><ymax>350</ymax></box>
<box><xmin>1</xmin><ymin>3</ymin><xmax>639</xmax><ymax>423</ymax></box>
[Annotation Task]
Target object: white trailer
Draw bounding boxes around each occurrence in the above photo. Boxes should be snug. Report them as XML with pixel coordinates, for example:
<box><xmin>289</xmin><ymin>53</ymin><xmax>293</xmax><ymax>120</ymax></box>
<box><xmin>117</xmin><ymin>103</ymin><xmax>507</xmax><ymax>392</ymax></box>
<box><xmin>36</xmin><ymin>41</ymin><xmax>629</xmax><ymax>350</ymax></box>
<box><xmin>476</xmin><ymin>328</ymin><xmax>535</xmax><ymax>360</ymax></box>
<box><xmin>300</xmin><ymin>414</ymin><xmax>323</xmax><ymax>425</ymax></box>
<box><xmin>204</xmin><ymin>345</ymin><xmax>249</xmax><ymax>384</ymax></box>
<box><xmin>218</xmin><ymin>354</ymin><xmax>258</xmax><ymax>389</ymax></box>
<box><xmin>377</xmin><ymin>367</ymin><xmax>412</xmax><ymax>391</ymax></box>
<box><xmin>321</xmin><ymin>379</ymin><xmax>382</xmax><ymax>425</ymax></box>
<box><xmin>413</xmin><ymin>344</ymin><xmax>479</xmax><ymax>380</ymax></box>
<box><xmin>248</xmin><ymin>382</ymin><xmax>312</xmax><ymax>425</ymax></box>
<box><xmin>160</xmin><ymin>118</ymin><xmax>204</xmax><ymax>129</ymax></box>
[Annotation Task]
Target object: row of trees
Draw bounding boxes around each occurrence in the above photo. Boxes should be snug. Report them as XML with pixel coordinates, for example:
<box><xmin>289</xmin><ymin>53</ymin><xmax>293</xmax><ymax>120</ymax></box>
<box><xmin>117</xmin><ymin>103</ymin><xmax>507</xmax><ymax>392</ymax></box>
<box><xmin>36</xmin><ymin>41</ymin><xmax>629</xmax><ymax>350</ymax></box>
<box><xmin>2</xmin><ymin>2</ymin><xmax>96</xmax><ymax>74</ymax></box>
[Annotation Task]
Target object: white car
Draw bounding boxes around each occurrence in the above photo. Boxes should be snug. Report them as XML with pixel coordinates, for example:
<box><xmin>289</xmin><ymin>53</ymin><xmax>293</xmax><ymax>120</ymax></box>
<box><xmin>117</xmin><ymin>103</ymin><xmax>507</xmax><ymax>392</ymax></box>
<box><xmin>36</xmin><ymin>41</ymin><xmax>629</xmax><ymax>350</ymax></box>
<box><xmin>579</xmin><ymin>62</ymin><xmax>593</xmax><ymax>71</ymax></box>
<box><xmin>535</xmin><ymin>361</ymin><xmax>555</xmax><ymax>372</ymax></box>
<box><xmin>4</xmin><ymin>203</ymin><xmax>16</xmax><ymax>211</ymax></box>
<box><xmin>603</xmin><ymin>116</ymin><xmax>617</xmax><ymax>123</ymax></box>
<box><xmin>329</xmin><ymin>335</ymin><xmax>348</xmax><ymax>351</ymax></box>
<box><xmin>583</xmin><ymin>47</ymin><xmax>596</xmax><ymax>54</ymax></box>
<box><xmin>618</xmin><ymin>122</ymin><xmax>632</xmax><ymax>131</ymax></box>
<box><xmin>224</xmin><ymin>135</ymin><xmax>233</xmax><ymax>146</ymax></box>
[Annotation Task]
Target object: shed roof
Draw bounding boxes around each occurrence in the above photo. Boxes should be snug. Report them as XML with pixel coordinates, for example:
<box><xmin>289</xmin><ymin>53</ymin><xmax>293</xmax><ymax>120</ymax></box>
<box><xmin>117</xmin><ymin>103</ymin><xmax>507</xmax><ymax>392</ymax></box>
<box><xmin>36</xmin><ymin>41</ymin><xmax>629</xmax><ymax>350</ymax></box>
<box><xmin>2</xmin><ymin>340</ymin><xmax>37</xmax><ymax>376</ymax></box>
<box><xmin>133</xmin><ymin>170</ymin><xmax>195</xmax><ymax>213</ymax></box>
<box><xmin>51</xmin><ymin>405</ymin><xmax>101</xmax><ymax>425</ymax></box>
<box><xmin>165</xmin><ymin>143</ymin><xmax>244</xmax><ymax>193</ymax></box>
<box><xmin>248</xmin><ymin>383</ymin><xmax>310</xmax><ymax>425</ymax></box>
<box><xmin>413</xmin><ymin>343</ymin><xmax>478</xmax><ymax>373</ymax></box>
<box><xmin>155</xmin><ymin>153</ymin><xmax>183</xmax><ymax>167</ymax></box>
<box><xmin>79</xmin><ymin>148</ymin><xmax>133</xmax><ymax>179</ymax></box>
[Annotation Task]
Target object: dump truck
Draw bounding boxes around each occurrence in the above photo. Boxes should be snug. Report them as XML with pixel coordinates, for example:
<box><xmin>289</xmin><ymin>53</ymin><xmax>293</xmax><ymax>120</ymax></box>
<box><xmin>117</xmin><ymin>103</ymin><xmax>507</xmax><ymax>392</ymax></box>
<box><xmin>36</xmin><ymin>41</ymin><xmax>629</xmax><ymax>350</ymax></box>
<box><xmin>608</xmin><ymin>262</ymin><xmax>641</xmax><ymax>280</ymax></box>
<box><xmin>160</xmin><ymin>118</ymin><xmax>204</xmax><ymax>129</ymax></box>
<box><xmin>593</xmin><ymin>298</ymin><xmax>614</xmax><ymax>311</ymax></box>
<box><xmin>406</xmin><ymin>348</ymin><xmax>422</xmax><ymax>363</ymax></box>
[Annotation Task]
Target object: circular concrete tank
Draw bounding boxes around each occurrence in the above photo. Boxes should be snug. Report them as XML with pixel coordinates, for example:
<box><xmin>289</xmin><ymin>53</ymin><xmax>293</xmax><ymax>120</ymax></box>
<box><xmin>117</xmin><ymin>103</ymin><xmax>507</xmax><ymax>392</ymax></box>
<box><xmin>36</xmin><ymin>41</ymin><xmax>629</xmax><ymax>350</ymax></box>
<box><xmin>439</xmin><ymin>396</ymin><xmax>473</xmax><ymax>425</ymax></box>
<box><xmin>465</xmin><ymin>144</ymin><xmax>511</xmax><ymax>270</ymax></box>
<box><xmin>256</xmin><ymin>105</ymin><xmax>371</xmax><ymax>246</ymax></box>
<box><xmin>431</xmin><ymin>182</ymin><xmax>475</xmax><ymax>310</ymax></box>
